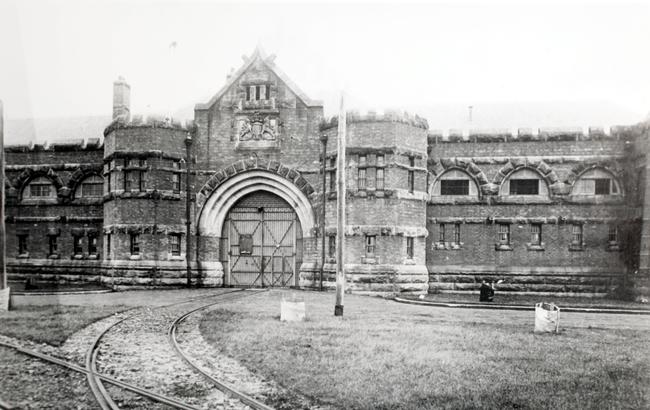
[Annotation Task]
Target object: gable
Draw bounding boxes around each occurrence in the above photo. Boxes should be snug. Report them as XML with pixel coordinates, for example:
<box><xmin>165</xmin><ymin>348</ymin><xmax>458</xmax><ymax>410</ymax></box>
<box><xmin>195</xmin><ymin>47</ymin><xmax>322</xmax><ymax>111</ymax></box>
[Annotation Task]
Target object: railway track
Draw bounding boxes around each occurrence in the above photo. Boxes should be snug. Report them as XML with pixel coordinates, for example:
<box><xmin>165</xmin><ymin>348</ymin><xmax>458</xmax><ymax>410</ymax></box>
<box><xmin>2</xmin><ymin>288</ymin><xmax>275</xmax><ymax>410</ymax></box>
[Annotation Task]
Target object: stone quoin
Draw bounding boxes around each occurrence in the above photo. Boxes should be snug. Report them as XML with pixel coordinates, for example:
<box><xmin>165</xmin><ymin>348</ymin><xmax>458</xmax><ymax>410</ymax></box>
<box><xmin>5</xmin><ymin>47</ymin><xmax>650</xmax><ymax>296</ymax></box>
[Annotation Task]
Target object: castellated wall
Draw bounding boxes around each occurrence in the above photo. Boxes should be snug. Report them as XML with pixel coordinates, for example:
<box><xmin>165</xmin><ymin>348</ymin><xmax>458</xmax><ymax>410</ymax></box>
<box><xmin>427</xmin><ymin>127</ymin><xmax>644</xmax><ymax>295</ymax></box>
<box><xmin>316</xmin><ymin>114</ymin><xmax>430</xmax><ymax>294</ymax></box>
<box><xmin>5</xmin><ymin>140</ymin><xmax>105</xmax><ymax>284</ymax></box>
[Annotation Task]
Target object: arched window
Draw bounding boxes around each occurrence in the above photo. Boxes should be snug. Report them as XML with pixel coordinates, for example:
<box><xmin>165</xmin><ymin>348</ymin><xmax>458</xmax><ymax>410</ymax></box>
<box><xmin>22</xmin><ymin>176</ymin><xmax>55</xmax><ymax>200</ymax></box>
<box><xmin>500</xmin><ymin>169</ymin><xmax>548</xmax><ymax>197</ymax></box>
<box><xmin>572</xmin><ymin>169</ymin><xmax>620</xmax><ymax>196</ymax></box>
<box><xmin>76</xmin><ymin>175</ymin><xmax>104</xmax><ymax>198</ymax></box>
<box><xmin>431</xmin><ymin>169</ymin><xmax>478</xmax><ymax>197</ymax></box>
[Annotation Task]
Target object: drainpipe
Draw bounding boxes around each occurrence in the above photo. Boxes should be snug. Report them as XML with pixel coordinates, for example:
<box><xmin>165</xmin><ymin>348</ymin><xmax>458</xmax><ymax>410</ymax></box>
<box><xmin>320</xmin><ymin>134</ymin><xmax>328</xmax><ymax>291</ymax></box>
<box><xmin>185</xmin><ymin>133</ymin><xmax>193</xmax><ymax>287</ymax></box>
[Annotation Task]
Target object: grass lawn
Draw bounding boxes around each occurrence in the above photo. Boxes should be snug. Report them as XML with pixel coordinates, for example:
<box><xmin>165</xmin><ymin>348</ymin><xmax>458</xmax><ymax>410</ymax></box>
<box><xmin>200</xmin><ymin>290</ymin><xmax>650</xmax><ymax>410</ymax></box>
<box><xmin>0</xmin><ymin>305</ymin><xmax>130</xmax><ymax>346</ymax></box>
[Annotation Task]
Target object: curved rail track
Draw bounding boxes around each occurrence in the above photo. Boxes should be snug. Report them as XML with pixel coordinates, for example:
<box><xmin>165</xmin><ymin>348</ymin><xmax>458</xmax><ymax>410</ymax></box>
<box><xmin>2</xmin><ymin>288</ymin><xmax>276</xmax><ymax>410</ymax></box>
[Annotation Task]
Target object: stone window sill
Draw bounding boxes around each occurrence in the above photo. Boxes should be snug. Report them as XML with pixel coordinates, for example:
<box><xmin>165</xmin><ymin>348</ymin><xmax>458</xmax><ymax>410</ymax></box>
<box><xmin>72</xmin><ymin>254</ymin><xmax>84</xmax><ymax>260</ymax></box>
<box><xmin>325</xmin><ymin>257</ymin><xmax>336</xmax><ymax>264</ymax></box>
<box><xmin>494</xmin><ymin>243</ymin><xmax>513</xmax><ymax>251</ymax></box>
<box><xmin>361</xmin><ymin>256</ymin><xmax>378</xmax><ymax>264</ymax></box>
<box><xmin>169</xmin><ymin>255</ymin><xmax>185</xmax><ymax>261</ymax></box>
<box><xmin>404</xmin><ymin>258</ymin><xmax>416</xmax><ymax>265</ymax></box>
<box><xmin>435</xmin><ymin>242</ymin><xmax>464</xmax><ymax>250</ymax></box>
<box><xmin>129</xmin><ymin>254</ymin><xmax>142</xmax><ymax>260</ymax></box>
<box><xmin>526</xmin><ymin>243</ymin><xmax>545</xmax><ymax>251</ymax></box>
<box><xmin>606</xmin><ymin>243</ymin><xmax>621</xmax><ymax>252</ymax></box>
<box><xmin>48</xmin><ymin>254</ymin><xmax>60</xmax><ymax>259</ymax></box>
<box><xmin>17</xmin><ymin>253</ymin><xmax>30</xmax><ymax>259</ymax></box>
<box><xmin>87</xmin><ymin>254</ymin><xmax>99</xmax><ymax>260</ymax></box>
<box><xmin>568</xmin><ymin>244</ymin><xmax>585</xmax><ymax>252</ymax></box>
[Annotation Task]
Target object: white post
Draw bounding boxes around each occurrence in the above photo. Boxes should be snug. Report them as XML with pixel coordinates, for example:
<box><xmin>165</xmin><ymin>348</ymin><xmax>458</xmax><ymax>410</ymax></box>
<box><xmin>334</xmin><ymin>93</ymin><xmax>346</xmax><ymax>316</ymax></box>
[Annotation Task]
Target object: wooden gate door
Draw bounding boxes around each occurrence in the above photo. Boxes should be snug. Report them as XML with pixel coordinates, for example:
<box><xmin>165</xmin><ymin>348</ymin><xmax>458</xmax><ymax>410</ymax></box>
<box><xmin>226</xmin><ymin>197</ymin><xmax>297</xmax><ymax>287</ymax></box>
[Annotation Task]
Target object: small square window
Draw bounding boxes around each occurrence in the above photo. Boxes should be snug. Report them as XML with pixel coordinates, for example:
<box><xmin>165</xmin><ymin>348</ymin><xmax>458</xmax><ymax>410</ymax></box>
<box><xmin>49</xmin><ymin>236</ymin><xmax>58</xmax><ymax>256</ymax></box>
<box><xmin>408</xmin><ymin>171</ymin><xmax>415</xmax><ymax>193</ymax></box>
<box><xmin>239</xmin><ymin>234</ymin><xmax>253</xmax><ymax>255</ymax></box>
<box><xmin>169</xmin><ymin>234</ymin><xmax>181</xmax><ymax>256</ymax></box>
<box><xmin>453</xmin><ymin>224</ymin><xmax>461</xmax><ymax>244</ymax></box>
<box><xmin>172</xmin><ymin>173</ymin><xmax>181</xmax><ymax>193</ymax></box>
<box><xmin>130</xmin><ymin>234</ymin><xmax>140</xmax><ymax>255</ymax></box>
<box><xmin>18</xmin><ymin>234</ymin><xmax>28</xmax><ymax>255</ymax></box>
<box><xmin>406</xmin><ymin>237</ymin><xmax>414</xmax><ymax>259</ymax></box>
<box><xmin>571</xmin><ymin>225</ymin><xmax>583</xmax><ymax>245</ymax></box>
<box><xmin>358</xmin><ymin>168</ymin><xmax>366</xmax><ymax>190</ymax></box>
<box><xmin>73</xmin><ymin>236</ymin><xmax>83</xmax><ymax>256</ymax></box>
<box><xmin>498</xmin><ymin>224</ymin><xmax>510</xmax><ymax>243</ymax></box>
<box><xmin>358</xmin><ymin>155</ymin><xmax>367</xmax><ymax>167</ymax></box>
<box><xmin>88</xmin><ymin>235</ymin><xmax>98</xmax><ymax>254</ymax></box>
<box><xmin>365</xmin><ymin>235</ymin><xmax>376</xmax><ymax>256</ymax></box>
<box><xmin>376</xmin><ymin>168</ymin><xmax>385</xmax><ymax>190</ymax></box>
<box><xmin>328</xmin><ymin>235</ymin><xmax>336</xmax><ymax>258</ymax></box>
<box><xmin>439</xmin><ymin>224</ymin><xmax>446</xmax><ymax>244</ymax></box>
<box><xmin>530</xmin><ymin>224</ymin><xmax>542</xmax><ymax>245</ymax></box>
<box><xmin>377</xmin><ymin>154</ymin><xmax>385</xmax><ymax>167</ymax></box>
<box><xmin>106</xmin><ymin>234</ymin><xmax>112</xmax><ymax>258</ymax></box>
<box><xmin>594</xmin><ymin>179</ymin><xmax>611</xmax><ymax>195</ymax></box>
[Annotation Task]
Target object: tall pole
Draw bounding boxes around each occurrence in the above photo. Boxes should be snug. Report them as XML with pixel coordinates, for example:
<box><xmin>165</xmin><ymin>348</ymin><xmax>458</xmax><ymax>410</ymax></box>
<box><xmin>0</xmin><ymin>101</ymin><xmax>5</xmax><ymax>291</ymax></box>
<box><xmin>319</xmin><ymin>134</ymin><xmax>328</xmax><ymax>291</ymax></box>
<box><xmin>334</xmin><ymin>94</ymin><xmax>346</xmax><ymax>316</ymax></box>
<box><xmin>185</xmin><ymin>133</ymin><xmax>193</xmax><ymax>287</ymax></box>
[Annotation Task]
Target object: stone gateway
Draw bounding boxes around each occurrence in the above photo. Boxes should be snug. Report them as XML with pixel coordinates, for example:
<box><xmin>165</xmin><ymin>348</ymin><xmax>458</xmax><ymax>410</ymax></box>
<box><xmin>5</xmin><ymin>47</ymin><xmax>650</xmax><ymax>296</ymax></box>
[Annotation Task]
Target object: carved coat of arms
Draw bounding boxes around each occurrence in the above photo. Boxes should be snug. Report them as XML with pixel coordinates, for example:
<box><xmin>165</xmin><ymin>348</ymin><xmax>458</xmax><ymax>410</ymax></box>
<box><xmin>238</xmin><ymin>111</ymin><xmax>277</xmax><ymax>141</ymax></box>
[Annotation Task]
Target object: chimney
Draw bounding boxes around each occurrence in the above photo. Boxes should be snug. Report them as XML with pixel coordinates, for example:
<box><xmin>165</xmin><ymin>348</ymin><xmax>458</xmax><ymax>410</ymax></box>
<box><xmin>113</xmin><ymin>76</ymin><xmax>131</xmax><ymax>121</ymax></box>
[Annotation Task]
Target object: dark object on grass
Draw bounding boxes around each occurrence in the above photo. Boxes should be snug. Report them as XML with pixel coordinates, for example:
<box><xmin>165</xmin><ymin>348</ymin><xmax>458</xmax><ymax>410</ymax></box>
<box><xmin>479</xmin><ymin>282</ymin><xmax>495</xmax><ymax>302</ymax></box>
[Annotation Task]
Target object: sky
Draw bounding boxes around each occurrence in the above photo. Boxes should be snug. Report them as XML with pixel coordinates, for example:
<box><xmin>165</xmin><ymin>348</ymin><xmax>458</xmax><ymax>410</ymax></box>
<box><xmin>1</xmin><ymin>0</ymin><xmax>649</xmax><ymax>134</ymax></box>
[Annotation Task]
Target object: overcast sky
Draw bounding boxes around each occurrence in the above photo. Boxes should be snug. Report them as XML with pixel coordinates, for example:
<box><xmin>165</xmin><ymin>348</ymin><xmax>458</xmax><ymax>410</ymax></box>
<box><xmin>1</xmin><ymin>0</ymin><xmax>649</xmax><ymax>130</ymax></box>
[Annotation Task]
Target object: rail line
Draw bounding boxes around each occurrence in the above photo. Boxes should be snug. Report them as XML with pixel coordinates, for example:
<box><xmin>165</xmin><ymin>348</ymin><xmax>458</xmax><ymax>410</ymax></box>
<box><xmin>86</xmin><ymin>288</ymin><xmax>247</xmax><ymax>409</ymax></box>
<box><xmin>168</xmin><ymin>289</ymin><xmax>274</xmax><ymax>410</ymax></box>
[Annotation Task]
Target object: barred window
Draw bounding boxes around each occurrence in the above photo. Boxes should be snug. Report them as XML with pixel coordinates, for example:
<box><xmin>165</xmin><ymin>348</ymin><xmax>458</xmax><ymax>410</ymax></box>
<box><xmin>24</xmin><ymin>177</ymin><xmax>55</xmax><ymax>199</ymax></box>
<box><xmin>376</xmin><ymin>168</ymin><xmax>385</xmax><ymax>190</ymax></box>
<box><xmin>172</xmin><ymin>173</ymin><xmax>181</xmax><ymax>193</ymax></box>
<box><xmin>18</xmin><ymin>235</ymin><xmax>28</xmax><ymax>255</ymax></box>
<box><xmin>328</xmin><ymin>235</ymin><xmax>336</xmax><ymax>258</ymax></box>
<box><xmin>453</xmin><ymin>223</ymin><xmax>461</xmax><ymax>244</ymax></box>
<box><xmin>365</xmin><ymin>235</ymin><xmax>376</xmax><ymax>256</ymax></box>
<box><xmin>130</xmin><ymin>234</ymin><xmax>140</xmax><ymax>255</ymax></box>
<box><xmin>88</xmin><ymin>235</ymin><xmax>98</xmax><ymax>254</ymax></box>
<box><xmin>439</xmin><ymin>224</ymin><xmax>445</xmax><ymax>243</ymax></box>
<box><xmin>406</xmin><ymin>237</ymin><xmax>414</xmax><ymax>259</ymax></box>
<box><xmin>358</xmin><ymin>168</ymin><xmax>366</xmax><ymax>190</ymax></box>
<box><xmin>441</xmin><ymin>180</ymin><xmax>469</xmax><ymax>195</ymax></box>
<box><xmin>359</xmin><ymin>155</ymin><xmax>367</xmax><ymax>167</ymax></box>
<box><xmin>498</xmin><ymin>224</ymin><xmax>510</xmax><ymax>243</ymax></box>
<box><xmin>571</xmin><ymin>225</ymin><xmax>583</xmax><ymax>245</ymax></box>
<box><xmin>408</xmin><ymin>170</ymin><xmax>414</xmax><ymax>193</ymax></box>
<box><xmin>169</xmin><ymin>234</ymin><xmax>181</xmax><ymax>256</ymax></box>
<box><xmin>79</xmin><ymin>175</ymin><xmax>104</xmax><ymax>198</ymax></box>
<box><xmin>530</xmin><ymin>224</ymin><xmax>542</xmax><ymax>245</ymax></box>
<box><xmin>608</xmin><ymin>225</ymin><xmax>618</xmax><ymax>243</ymax></box>
<box><xmin>509</xmin><ymin>179</ymin><xmax>539</xmax><ymax>195</ymax></box>
<box><xmin>73</xmin><ymin>236</ymin><xmax>83</xmax><ymax>256</ymax></box>
<box><xmin>106</xmin><ymin>234</ymin><xmax>111</xmax><ymax>258</ymax></box>
<box><xmin>377</xmin><ymin>154</ymin><xmax>385</xmax><ymax>167</ymax></box>
<box><xmin>49</xmin><ymin>236</ymin><xmax>58</xmax><ymax>256</ymax></box>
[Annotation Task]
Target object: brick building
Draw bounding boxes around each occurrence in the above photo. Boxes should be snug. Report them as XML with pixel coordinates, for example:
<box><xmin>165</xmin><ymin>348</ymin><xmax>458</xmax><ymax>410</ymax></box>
<box><xmin>6</xmin><ymin>47</ymin><xmax>650</xmax><ymax>296</ymax></box>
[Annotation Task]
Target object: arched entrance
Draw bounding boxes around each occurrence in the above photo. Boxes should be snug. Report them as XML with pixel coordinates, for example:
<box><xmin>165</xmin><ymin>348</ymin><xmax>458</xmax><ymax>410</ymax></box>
<box><xmin>224</xmin><ymin>191</ymin><xmax>302</xmax><ymax>287</ymax></box>
<box><xmin>197</xmin><ymin>166</ymin><xmax>317</xmax><ymax>289</ymax></box>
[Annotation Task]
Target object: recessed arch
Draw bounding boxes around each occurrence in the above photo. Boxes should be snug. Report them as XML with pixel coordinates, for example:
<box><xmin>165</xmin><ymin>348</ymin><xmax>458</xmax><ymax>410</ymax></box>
<box><xmin>570</xmin><ymin>167</ymin><xmax>622</xmax><ymax>196</ymax></box>
<box><xmin>430</xmin><ymin>168</ymin><xmax>480</xmax><ymax>197</ymax></box>
<box><xmin>198</xmin><ymin>170</ymin><xmax>316</xmax><ymax>238</ymax></box>
<box><xmin>498</xmin><ymin>167</ymin><xmax>550</xmax><ymax>197</ymax></box>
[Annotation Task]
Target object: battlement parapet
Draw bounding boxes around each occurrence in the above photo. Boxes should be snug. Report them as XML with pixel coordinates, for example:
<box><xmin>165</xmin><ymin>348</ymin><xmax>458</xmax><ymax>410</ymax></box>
<box><xmin>319</xmin><ymin>110</ymin><xmax>429</xmax><ymax>131</ymax></box>
<box><xmin>429</xmin><ymin>125</ymin><xmax>637</xmax><ymax>144</ymax></box>
<box><xmin>104</xmin><ymin>115</ymin><xmax>196</xmax><ymax>137</ymax></box>
<box><xmin>6</xmin><ymin>138</ymin><xmax>103</xmax><ymax>153</ymax></box>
